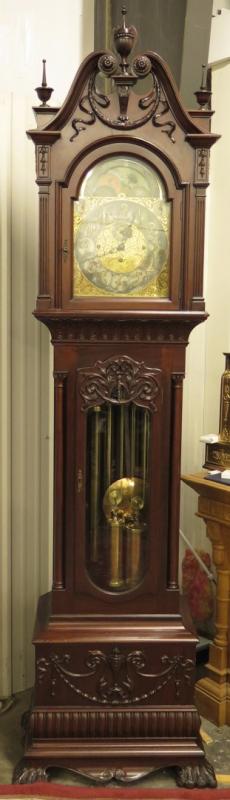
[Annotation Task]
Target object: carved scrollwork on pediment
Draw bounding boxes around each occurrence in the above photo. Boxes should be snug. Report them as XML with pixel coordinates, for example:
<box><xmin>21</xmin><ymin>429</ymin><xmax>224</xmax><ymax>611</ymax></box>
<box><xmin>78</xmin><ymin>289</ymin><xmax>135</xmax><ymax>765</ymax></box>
<box><xmin>70</xmin><ymin>69</ymin><xmax>176</xmax><ymax>141</ymax></box>
<box><xmin>69</xmin><ymin>6</ymin><xmax>176</xmax><ymax>140</ymax></box>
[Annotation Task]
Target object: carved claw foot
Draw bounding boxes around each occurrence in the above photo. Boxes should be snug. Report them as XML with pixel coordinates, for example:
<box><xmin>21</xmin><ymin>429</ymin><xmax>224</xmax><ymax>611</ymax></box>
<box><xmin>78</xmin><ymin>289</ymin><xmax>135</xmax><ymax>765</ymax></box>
<box><xmin>176</xmin><ymin>760</ymin><xmax>217</xmax><ymax>788</ymax></box>
<box><xmin>13</xmin><ymin>761</ymin><xmax>49</xmax><ymax>784</ymax></box>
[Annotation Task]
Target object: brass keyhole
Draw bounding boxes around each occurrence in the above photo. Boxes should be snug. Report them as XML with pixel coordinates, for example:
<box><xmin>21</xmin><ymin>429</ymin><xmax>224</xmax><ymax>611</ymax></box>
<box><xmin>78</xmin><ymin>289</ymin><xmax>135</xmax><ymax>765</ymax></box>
<box><xmin>61</xmin><ymin>240</ymin><xmax>68</xmax><ymax>262</ymax></box>
<box><xmin>77</xmin><ymin>468</ymin><xmax>83</xmax><ymax>493</ymax></box>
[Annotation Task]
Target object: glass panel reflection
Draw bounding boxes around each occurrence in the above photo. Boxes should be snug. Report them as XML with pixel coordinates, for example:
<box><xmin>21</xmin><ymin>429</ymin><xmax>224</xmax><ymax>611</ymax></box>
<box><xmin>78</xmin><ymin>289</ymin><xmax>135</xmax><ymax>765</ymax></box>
<box><xmin>73</xmin><ymin>156</ymin><xmax>170</xmax><ymax>298</ymax></box>
<box><xmin>86</xmin><ymin>403</ymin><xmax>150</xmax><ymax>592</ymax></box>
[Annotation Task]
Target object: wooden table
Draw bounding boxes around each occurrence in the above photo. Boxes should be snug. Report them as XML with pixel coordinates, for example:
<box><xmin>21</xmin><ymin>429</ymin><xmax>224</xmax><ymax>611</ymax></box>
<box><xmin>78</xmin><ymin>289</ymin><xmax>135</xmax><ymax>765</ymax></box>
<box><xmin>182</xmin><ymin>471</ymin><xmax>230</xmax><ymax>726</ymax></box>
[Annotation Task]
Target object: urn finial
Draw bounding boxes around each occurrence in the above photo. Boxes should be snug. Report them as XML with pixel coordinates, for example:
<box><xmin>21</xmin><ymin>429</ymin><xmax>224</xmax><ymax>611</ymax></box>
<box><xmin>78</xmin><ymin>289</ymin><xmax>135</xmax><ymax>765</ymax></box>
<box><xmin>113</xmin><ymin>6</ymin><xmax>137</xmax><ymax>64</ymax></box>
<box><xmin>194</xmin><ymin>64</ymin><xmax>212</xmax><ymax>109</ymax></box>
<box><xmin>35</xmin><ymin>59</ymin><xmax>54</xmax><ymax>106</ymax></box>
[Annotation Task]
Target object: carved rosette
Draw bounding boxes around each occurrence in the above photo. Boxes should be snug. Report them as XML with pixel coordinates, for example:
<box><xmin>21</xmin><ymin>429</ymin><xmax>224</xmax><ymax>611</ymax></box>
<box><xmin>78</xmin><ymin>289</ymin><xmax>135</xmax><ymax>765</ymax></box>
<box><xmin>79</xmin><ymin>355</ymin><xmax>162</xmax><ymax>412</ymax></box>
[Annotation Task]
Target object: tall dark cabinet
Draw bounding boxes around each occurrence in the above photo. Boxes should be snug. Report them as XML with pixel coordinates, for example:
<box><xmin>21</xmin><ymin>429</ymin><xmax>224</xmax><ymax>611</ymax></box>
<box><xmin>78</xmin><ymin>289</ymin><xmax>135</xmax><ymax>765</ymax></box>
<box><xmin>14</xmin><ymin>9</ymin><xmax>218</xmax><ymax>787</ymax></box>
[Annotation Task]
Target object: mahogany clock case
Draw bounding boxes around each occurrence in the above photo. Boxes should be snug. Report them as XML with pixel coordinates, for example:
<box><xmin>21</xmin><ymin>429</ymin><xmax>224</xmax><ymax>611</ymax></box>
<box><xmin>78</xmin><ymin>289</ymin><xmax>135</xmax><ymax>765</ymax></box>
<box><xmin>14</xmin><ymin>11</ymin><xmax>219</xmax><ymax>788</ymax></box>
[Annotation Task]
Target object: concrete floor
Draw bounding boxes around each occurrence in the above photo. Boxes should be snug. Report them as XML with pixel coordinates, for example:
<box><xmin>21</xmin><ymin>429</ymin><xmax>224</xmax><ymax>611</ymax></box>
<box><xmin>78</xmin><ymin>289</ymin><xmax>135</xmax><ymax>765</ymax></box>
<box><xmin>0</xmin><ymin>690</ymin><xmax>230</xmax><ymax>787</ymax></box>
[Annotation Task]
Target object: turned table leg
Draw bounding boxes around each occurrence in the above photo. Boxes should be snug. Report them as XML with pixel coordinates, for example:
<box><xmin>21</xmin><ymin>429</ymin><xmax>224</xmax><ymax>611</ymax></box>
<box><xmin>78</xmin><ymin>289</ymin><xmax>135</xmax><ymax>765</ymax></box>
<box><xmin>195</xmin><ymin>511</ymin><xmax>230</xmax><ymax>725</ymax></box>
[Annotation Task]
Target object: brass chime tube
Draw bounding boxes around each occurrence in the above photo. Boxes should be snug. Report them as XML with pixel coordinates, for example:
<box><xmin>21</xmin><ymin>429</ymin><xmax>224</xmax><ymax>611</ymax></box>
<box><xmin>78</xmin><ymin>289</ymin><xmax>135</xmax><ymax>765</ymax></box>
<box><xmin>109</xmin><ymin>521</ymin><xmax>124</xmax><ymax>589</ymax></box>
<box><xmin>119</xmin><ymin>406</ymin><xmax>125</xmax><ymax>477</ymax></box>
<box><xmin>141</xmin><ymin>410</ymin><xmax>149</xmax><ymax>496</ymax></box>
<box><xmin>106</xmin><ymin>404</ymin><xmax>112</xmax><ymax>488</ymax></box>
<box><xmin>126</xmin><ymin>525</ymin><xmax>143</xmax><ymax>588</ymax></box>
<box><xmin>90</xmin><ymin>406</ymin><xmax>101</xmax><ymax>562</ymax></box>
<box><xmin>130</xmin><ymin>405</ymin><xmax>136</xmax><ymax>475</ymax></box>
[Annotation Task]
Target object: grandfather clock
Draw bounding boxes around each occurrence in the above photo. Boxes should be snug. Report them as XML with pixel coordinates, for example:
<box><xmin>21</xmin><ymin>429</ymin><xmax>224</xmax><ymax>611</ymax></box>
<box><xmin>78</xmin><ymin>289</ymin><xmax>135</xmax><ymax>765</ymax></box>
<box><xmin>14</xmin><ymin>9</ymin><xmax>219</xmax><ymax>787</ymax></box>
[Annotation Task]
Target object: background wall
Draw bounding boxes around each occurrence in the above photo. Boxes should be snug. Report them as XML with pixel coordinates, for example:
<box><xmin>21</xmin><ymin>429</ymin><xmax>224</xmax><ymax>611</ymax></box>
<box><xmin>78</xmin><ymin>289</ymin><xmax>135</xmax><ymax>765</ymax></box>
<box><xmin>1</xmin><ymin>1</ymin><xmax>230</xmax><ymax>697</ymax></box>
<box><xmin>95</xmin><ymin>0</ymin><xmax>213</xmax><ymax>106</ymax></box>
<box><xmin>0</xmin><ymin>0</ymin><xmax>94</xmax><ymax>699</ymax></box>
<box><xmin>180</xmin><ymin>5</ymin><xmax>230</xmax><ymax>563</ymax></box>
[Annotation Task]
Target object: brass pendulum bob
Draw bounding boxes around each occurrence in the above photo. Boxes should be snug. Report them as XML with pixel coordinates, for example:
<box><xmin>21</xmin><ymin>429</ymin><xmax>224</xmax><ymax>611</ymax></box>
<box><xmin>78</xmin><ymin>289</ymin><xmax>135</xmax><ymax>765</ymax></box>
<box><xmin>109</xmin><ymin>507</ymin><xmax>124</xmax><ymax>589</ymax></box>
<box><xmin>103</xmin><ymin>485</ymin><xmax>125</xmax><ymax>590</ymax></box>
<box><xmin>103</xmin><ymin>477</ymin><xmax>145</xmax><ymax>591</ymax></box>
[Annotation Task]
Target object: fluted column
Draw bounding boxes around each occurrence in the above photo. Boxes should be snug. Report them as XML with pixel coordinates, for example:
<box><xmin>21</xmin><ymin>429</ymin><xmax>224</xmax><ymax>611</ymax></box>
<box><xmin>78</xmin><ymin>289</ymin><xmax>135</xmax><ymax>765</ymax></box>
<box><xmin>168</xmin><ymin>374</ymin><xmax>184</xmax><ymax>590</ymax></box>
<box><xmin>53</xmin><ymin>372</ymin><xmax>67</xmax><ymax>590</ymax></box>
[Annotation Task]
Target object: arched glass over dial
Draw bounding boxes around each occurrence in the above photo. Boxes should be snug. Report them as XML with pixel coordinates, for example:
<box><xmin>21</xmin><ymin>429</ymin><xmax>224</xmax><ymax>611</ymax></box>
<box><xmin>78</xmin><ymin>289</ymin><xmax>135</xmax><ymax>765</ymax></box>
<box><xmin>73</xmin><ymin>156</ymin><xmax>171</xmax><ymax>298</ymax></box>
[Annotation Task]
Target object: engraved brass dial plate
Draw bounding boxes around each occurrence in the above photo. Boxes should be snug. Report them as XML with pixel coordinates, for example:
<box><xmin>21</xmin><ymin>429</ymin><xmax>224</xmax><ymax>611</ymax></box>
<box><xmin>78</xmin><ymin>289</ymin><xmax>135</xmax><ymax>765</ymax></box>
<box><xmin>73</xmin><ymin>156</ymin><xmax>170</xmax><ymax>298</ymax></box>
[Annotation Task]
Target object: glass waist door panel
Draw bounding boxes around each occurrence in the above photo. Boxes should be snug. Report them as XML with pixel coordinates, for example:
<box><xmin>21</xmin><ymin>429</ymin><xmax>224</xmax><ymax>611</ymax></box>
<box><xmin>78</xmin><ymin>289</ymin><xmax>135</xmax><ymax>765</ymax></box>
<box><xmin>86</xmin><ymin>402</ymin><xmax>151</xmax><ymax>592</ymax></box>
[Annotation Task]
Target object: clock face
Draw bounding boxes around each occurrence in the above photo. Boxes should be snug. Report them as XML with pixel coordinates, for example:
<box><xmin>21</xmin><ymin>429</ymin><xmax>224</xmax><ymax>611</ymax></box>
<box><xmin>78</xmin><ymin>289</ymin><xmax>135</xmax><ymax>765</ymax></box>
<box><xmin>73</xmin><ymin>156</ymin><xmax>170</xmax><ymax>298</ymax></box>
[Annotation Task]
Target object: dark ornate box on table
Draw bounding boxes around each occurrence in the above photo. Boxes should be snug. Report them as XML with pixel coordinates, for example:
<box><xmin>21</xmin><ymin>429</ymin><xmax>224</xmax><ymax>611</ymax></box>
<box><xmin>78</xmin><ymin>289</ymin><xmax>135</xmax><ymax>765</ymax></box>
<box><xmin>14</xmin><ymin>8</ymin><xmax>219</xmax><ymax>788</ymax></box>
<box><xmin>204</xmin><ymin>353</ymin><xmax>230</xmax><ymax>471</ymax></box>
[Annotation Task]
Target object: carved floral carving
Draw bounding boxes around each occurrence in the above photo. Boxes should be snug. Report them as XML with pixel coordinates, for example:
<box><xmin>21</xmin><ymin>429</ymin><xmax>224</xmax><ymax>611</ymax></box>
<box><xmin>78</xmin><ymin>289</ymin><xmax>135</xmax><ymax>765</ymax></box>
<box><xmin>79</xmin><ymin>355</ymin><xmax>162</xmax><ymax>411</ymax></box>
<box><xmin>70</xmin><ymin>72</ymin><xmax>176</xmax><ymax>140</ymax></box>
<box><xmin>36</xmin><ymin>145</ymin><xmax>50</xmax><ymax>179</ymax></box>
<box><xmin>36</xmin><ymin>647</ymin><xmax>194</xmax><ymax>706</ymax></box>
<box><xmin>195</xmin><ymin>148</ymin><xmax>209</xmax><ymax>184</ymax></box>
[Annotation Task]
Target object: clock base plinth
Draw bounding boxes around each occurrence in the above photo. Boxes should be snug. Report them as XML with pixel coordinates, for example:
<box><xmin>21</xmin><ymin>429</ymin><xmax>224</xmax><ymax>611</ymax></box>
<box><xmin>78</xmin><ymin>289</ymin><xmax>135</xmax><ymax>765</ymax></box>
<box><xmin>13</xmin><ymin>753</ymin><xmax>216</xmax><ymax>788</ymax></box>
<box><xmin>13</xmin><ymin>594</ymin><xmax>216</xmax><ymax>788</ymax></box>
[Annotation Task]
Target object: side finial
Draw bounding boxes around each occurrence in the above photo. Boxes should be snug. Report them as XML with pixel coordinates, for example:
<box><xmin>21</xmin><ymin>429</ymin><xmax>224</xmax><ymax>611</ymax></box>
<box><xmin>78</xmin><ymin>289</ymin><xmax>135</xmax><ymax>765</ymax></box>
<box><xmin>35</xmin><ymin>59</ymin><xmax>53</xmax><ymax>106</ymax></box>
<box><xmin>42</xmin><ymin>59</ymin><xmax>47</xmax><ymax>87</ymax></box>
<box><xmin>194</xmin><ymin>64</ymin><xmax>211</xmax><ymax>109</ymax></box>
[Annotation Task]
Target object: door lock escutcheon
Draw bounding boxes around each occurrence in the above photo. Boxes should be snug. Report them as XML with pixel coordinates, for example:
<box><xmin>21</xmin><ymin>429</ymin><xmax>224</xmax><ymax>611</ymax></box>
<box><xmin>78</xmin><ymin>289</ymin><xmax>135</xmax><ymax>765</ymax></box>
<box><xmin>77</xmin><ymin>468</ymin><xmax>83</xmax><ymax>493</ymax></box>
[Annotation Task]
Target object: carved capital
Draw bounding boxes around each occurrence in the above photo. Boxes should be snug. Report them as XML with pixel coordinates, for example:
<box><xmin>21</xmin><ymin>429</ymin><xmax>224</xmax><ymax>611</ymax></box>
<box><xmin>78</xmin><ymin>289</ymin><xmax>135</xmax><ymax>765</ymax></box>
<box><xmin>172</xmin><ymin>373</ymin><xmax>184</xmax><ymax>387</ymax></box>
<box><xmin>53</xmin><ymin>370</ymin><xmax>68</xmax><ymax>388</ymax></box>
